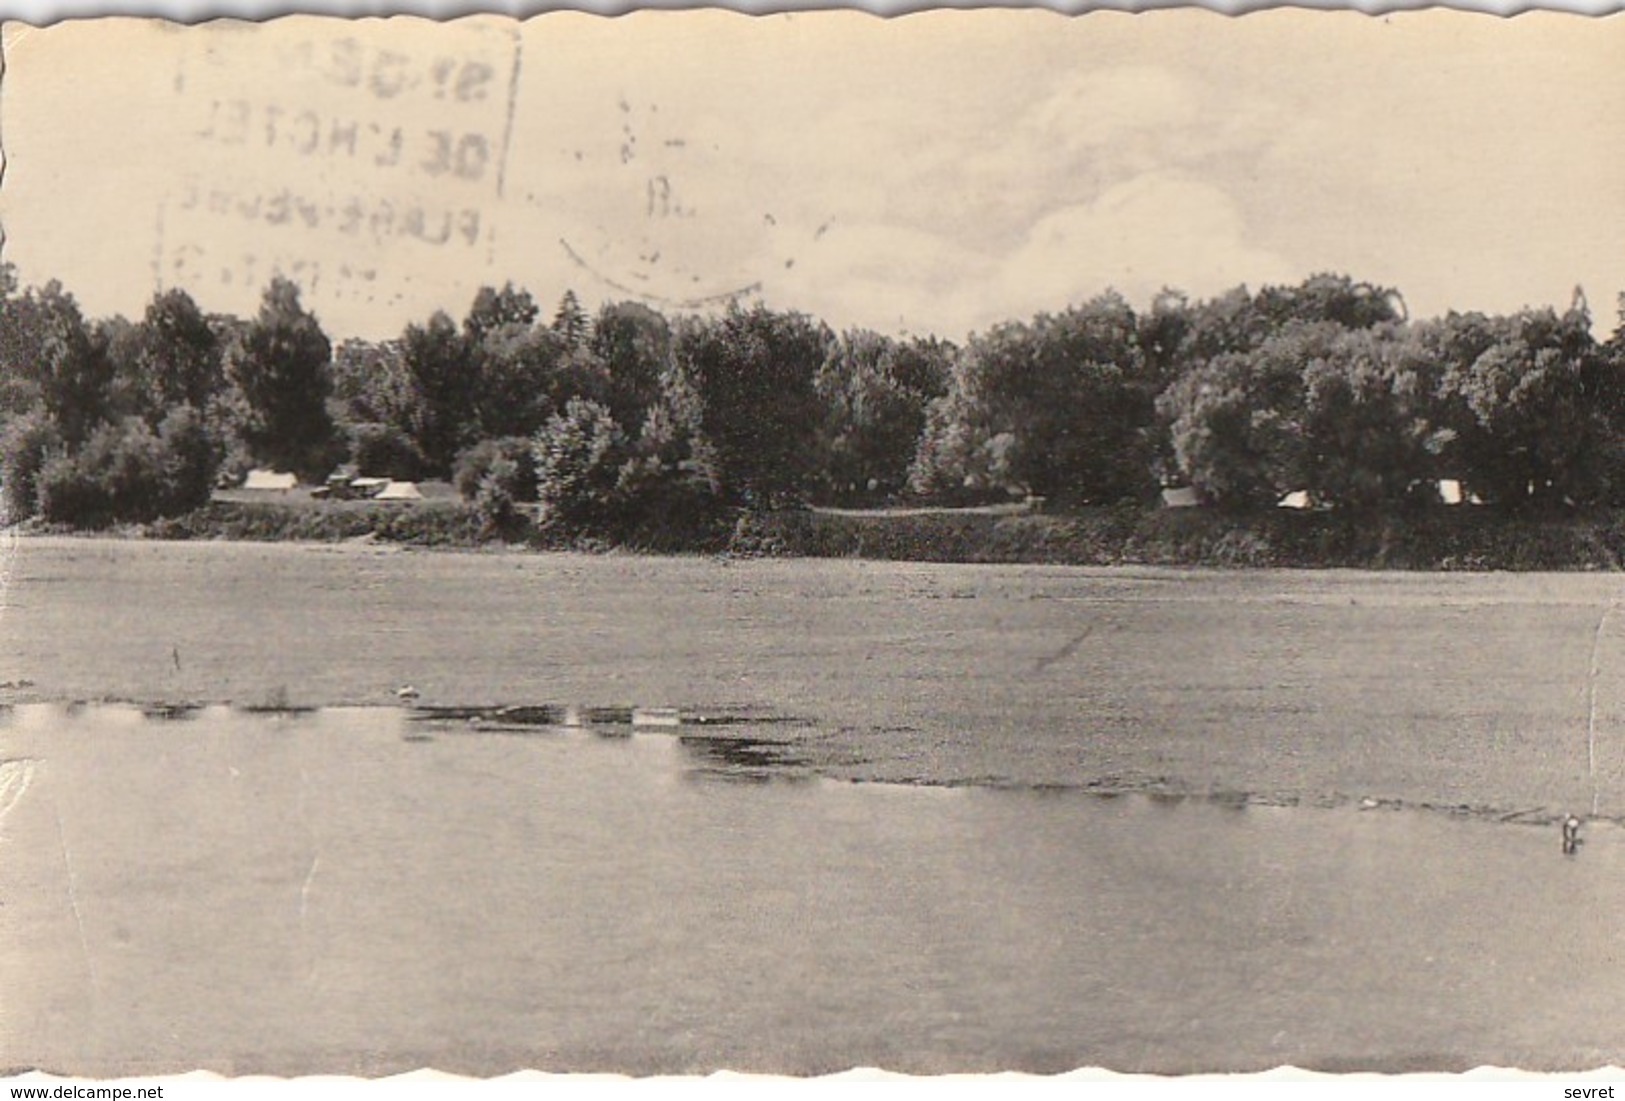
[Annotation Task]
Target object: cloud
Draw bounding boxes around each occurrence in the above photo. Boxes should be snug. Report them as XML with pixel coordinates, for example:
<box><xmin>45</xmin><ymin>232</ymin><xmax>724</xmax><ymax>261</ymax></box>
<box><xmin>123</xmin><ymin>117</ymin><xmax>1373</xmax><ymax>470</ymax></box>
<box><xmin>495</xmin><ymin>52</ymin><xmax>1304</xmax><ymax>341</ymax></box>
<box><xmin>938</xmin><ymin>65</ymin><xmax>1286</xmax><ymax>260</ymax></box>
<box><xmin>764</xmin><ymin>221</ymin><xmax>995</xmax><ymax>337</ymax></box>
<box><xmin>729</xmin><ymin>173</ymin><xmax>1298</xmax><ymax>341</ymax></box>
<box><xmin>979</xmin><ymin>173</ymin><xmax>1299</xmax><ymax>328</ymax></box>
<box><xmin>1021</xmin><ymin>65</ymin><xmax>1201</xmax><ymax>156</ymax></box>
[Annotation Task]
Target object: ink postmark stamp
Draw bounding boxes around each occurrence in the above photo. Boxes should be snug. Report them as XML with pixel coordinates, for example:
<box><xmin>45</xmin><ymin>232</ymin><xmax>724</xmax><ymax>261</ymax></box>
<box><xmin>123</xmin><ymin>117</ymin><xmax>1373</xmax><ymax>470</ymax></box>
<box><xmin>156</xmin><ymin>19</ymin><xmax>520</xmax><ymax>315</ymax></box>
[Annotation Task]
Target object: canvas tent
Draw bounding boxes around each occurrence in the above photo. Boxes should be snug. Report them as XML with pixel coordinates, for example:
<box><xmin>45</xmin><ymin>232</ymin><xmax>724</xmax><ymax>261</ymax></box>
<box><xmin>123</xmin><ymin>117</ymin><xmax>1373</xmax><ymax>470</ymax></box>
<box><xmin>242</xmin><ymin>469</ymin><xmax>297</xmax><ymax>491</ymax></box>
<box><xmin>375</xmin><ymin>481</ymin><xmax>424</xmax><ymax>501</ymax></box>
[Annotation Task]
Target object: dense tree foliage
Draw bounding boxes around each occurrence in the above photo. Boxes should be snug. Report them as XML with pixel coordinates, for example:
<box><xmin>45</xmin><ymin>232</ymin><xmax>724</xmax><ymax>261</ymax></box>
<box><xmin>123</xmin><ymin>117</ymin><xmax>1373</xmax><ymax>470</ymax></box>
<box><xmin>1429</xmin><ymin>305</ymin><xmax>1607</xmax><ymax>509</ymax></box>
<box><xmin>129</xmin><ymin>289</ymin><xmax>224</xmax><ymax>419</ymax></box>
<box><xmin>7</xmin><ymin>260</ymin><xmax>1625</xmax><ymax>537</ymax></box>
<box><xmin>228</xmin><ymin>277</ymin><xmax>338</xmax><ymax>481</ymax></box>
<box><xmin>454</xmin><ymin>436</ymin><xmax>538</xmax><ymax>503</ymax></box>
<box><xmin>397</xmin><ymin>310</ymin><xmax>477</xmax><ymax>478</ymax></box>
<box><xmin>29</xmin><ymin>284</ymin><xmax>113</xmax><ymax>447</ymax></box>
<box><xmin>464</xmin><ymin>282</ymin><xmax>540</xmax><ymax>343</ymax></box>
<box><xmin>532</xmin><ymin>397</ymin><xmax>629</xmax><ymax>535</ymax></box>
<box><xmin>333</xmin><ymin>338</ymin><xmax>415</xmax><ymax>432</ymax></box>
<box><xmin>911</xmin><ymin>295</ymin><xmax>1158</xmax><ymax>506</ymax></box>
<box><xmin>34</xmin><ymin>409</ymin><xmax>216</xmax><ymax>529</ymax></box>
<box><xmin>1299</xmin><ymin>326</ymin><xmax>1441</xmax><ymax>512</ymax></box>
<box><xmin>1161</xmin><ymin>335</ymin><xmax>1310</xmax><ymax>511</ymax></box>
<box><xmin>348</xmin><ymin>421</ymin><xmax>426</xmax><ymax>481</ymax></box>
<box><xmin>0</xmin><ymin>407</ymin><xmax>62</xmax><ymax>521</ymax></box>
<box><xmin>590</xmin><ymin>301</ymin><xmax>672</xmax><ymax>434</ymax></box>
<box><xmin>818</xmin><ymin>331</ymin><xmax>952</xmax><ymax>505</ymax></box>
<box><xmin>1159</xmin><ymin>288</ymin><xmax>1618</xmax><ymax>513</ymax></box>
<box><xmin>670</xmin><ymin>304</ymin><xmax>831</xmax><ymax>508</ymax></box>
<box><xmin>0</xmin><ymin>267</ymin><xmax>232</xmax><ymax>525</ymax></box>
<box><xmin>551</xmin><ymin>290</ymin><xmax>590</xmax><ymax>351</ymax></box>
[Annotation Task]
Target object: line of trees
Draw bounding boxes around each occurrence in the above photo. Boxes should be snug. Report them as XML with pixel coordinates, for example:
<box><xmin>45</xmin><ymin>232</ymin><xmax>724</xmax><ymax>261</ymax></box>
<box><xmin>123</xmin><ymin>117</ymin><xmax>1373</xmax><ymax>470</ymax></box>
<box><xmin>5</xmin><ymin>261</ymin><xmax>1625</xmax><ymax>537</ymax></box>
<box><xmin>0</xmin><ymin>266</ymin><xmax>339</xmax><ymax>527</ymax></box>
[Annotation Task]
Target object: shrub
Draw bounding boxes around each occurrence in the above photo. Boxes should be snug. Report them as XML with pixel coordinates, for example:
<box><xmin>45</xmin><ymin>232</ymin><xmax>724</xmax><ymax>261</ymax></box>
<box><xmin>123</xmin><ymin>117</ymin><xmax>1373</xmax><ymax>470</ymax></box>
<box><xmin>609</xmin><ymin>400</ymin><xmax>729</xmax><ymax>550</ymax></box>
<box><xmin>351</xmin><ymin>421</ymin><xmax>427</xmax><ymax>482</ymax></box>
<box><xmin>0</xmin><ymin>408</ymin><xmax>64</xmax><ymax>521</ymax></box>
<box><xmin>727</xmin><ymin>508</ymin><xmax>807</xmax><ymax>558</ymax></box>
<box><xmin>533</xmin><ymin>398</ymin><xmax>627</xmax><ymax>535</ymax></box>
<box><xmin>37</xmin><ymin>419</ymin><xmax>163</xmax><ymax>528</ymax></box>
<box><xmin>35</xmin><ymin>413</ymin><xmax>221</xmax><ymax>528</ymax></box>
<box><xmin>906</xmin><ymin>395</ymin><xmax>1015</xmax><ymax>506</ymax></box>
<box><xmin>611</xmin><ymin>455</ymin><xmax>729</xmax><ymax>550</ymax></box>
<box><xmin>156</xmin><ymin>406</ymin><xmax>222</xmax><ymax>515</ymax></box>
<box><xmin>471</xmin><ymin>459</ymin><xmax>525</xmax><ymax>539</ymax></box>
<box><xmin>454</xmin><ymin>436</ymin><xmax>537</xmax><ymax>502</ymax></box>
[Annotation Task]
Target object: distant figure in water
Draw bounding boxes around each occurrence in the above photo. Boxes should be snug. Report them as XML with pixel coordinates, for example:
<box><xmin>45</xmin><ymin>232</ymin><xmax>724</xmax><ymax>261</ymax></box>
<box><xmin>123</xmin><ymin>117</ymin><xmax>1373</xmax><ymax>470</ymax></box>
<box><xmin>1562</xmin><ymin>815</ymin><xmax>1582</xmax><ymax>855</ymax></box>
<box><xmin>171</xmin><ymin>645</ymin><xmax>181</xmax><ymax>672</ymax></box>
<box><xmin>396</xmin><ymin>685</ymin><xmax>420</xmax><ymax>703</ymax></box>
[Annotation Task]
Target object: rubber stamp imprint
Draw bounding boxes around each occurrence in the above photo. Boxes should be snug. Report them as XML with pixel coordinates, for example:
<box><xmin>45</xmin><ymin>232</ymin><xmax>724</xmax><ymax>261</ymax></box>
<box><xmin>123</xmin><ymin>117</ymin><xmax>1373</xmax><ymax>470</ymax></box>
<box><xmin>156</xmin><ymin>19</ymin><xmax>520</xmax><ymax>314</ymax></box>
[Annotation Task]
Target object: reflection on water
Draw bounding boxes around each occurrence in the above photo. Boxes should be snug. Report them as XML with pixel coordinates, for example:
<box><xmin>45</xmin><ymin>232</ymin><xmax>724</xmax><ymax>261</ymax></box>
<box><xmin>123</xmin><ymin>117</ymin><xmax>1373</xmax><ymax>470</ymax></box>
<box><xmin>675</xmin><ymin>735</ymin><xmax>813</xmax><ymax>781</ymax></box>
<box><xmin>2</xmin><ymin>704</ymin><xmax>1623</xmax><ymax>1077</ymax></box>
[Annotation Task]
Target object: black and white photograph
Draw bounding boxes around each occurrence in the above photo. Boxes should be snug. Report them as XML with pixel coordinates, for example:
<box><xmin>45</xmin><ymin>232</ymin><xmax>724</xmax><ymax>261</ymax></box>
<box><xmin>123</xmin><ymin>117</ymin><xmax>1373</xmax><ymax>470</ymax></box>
<box><xmin>1</xmin><ymin>5</ymin><xmax>1624</xmax><ymax>1082</ymax></box>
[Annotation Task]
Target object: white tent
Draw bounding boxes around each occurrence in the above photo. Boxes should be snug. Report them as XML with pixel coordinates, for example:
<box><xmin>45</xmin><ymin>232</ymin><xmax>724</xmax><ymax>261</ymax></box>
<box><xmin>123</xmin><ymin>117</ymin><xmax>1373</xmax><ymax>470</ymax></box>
<box><xmin>242</xmin><ymin>469</ymin><xmax>297</xmax><ymax>491</ymax></box>
<box><xmin>375</xmin><ymin>480</ymin><xmax>424</xmax><ymax>501</ymax></box>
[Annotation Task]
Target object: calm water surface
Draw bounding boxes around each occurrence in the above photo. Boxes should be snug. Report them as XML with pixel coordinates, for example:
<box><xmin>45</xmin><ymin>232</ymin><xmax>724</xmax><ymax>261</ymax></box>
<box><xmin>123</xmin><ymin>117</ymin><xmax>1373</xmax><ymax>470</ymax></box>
<box><xmin>2</xmin><ymin>705</ymin><xmax>1623</xmax><ymax>1076</ymax></box>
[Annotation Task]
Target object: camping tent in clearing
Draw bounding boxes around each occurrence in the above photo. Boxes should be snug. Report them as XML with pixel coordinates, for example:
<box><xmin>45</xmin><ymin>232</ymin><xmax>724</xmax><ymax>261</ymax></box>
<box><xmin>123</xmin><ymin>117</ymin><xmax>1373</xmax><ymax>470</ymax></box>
<box><xmin>375</xmin><ymin>481</ymin><xmax>424</xmax><ymax>501</ymax></box>
<box><xmin>242</xmin><ymin>469</ymin><xmax>298</xmax><ymax>491</ymax></box>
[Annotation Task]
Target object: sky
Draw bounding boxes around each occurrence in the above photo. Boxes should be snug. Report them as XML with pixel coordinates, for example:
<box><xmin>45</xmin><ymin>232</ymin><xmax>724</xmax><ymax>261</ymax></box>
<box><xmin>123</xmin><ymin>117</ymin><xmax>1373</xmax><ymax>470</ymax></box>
<box><xmin>1</xmin><ymin>9</ymin><xmax>1621</xmax><ymax>342</ymax></box>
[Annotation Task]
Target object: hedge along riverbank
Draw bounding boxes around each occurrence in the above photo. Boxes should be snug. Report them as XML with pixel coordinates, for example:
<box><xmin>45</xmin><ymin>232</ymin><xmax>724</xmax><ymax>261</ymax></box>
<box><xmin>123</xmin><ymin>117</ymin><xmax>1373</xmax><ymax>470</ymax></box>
<box><xmin>60</xmin><ymin>497</ymin><xmax>1625</xmax><ymax>570</ymax></box>
<box><xmin>734</xmin><ymin>506</ymin><xmax>1625</xmax><ymax>571</ymax></box>
<box><xmin>140</xmin><ymin>500</ymin><xmax>489</xmax><ymax>547</ymax></box>
<box><xmin>134</xmin><ymin>498</ymin><xmax>724</xmax><ymax>552</ymax></box>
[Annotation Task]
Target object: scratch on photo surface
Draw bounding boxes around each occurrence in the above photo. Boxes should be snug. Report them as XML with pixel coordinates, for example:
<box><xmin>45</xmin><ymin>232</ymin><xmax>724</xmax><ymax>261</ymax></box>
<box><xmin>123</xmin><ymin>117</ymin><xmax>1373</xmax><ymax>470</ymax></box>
<box><xmin>1034</xmin><ymin>626</ymin><xmax>1092</xmax><ymax>673</ymax></box>
<box><xmin>494</xmin><ymin>24</ymin><xmax>522</xmax><ymax>200</ymax></box>
<box><xmin>54</xmin><ymin>795</ymin><xmax>100</xmax><ymax>996</ymax></box>
<box><xmin>299</xmin><ymin>852</ymin><xmax>320</xmax><ymax>931</ymax></box>
<box><xmin>0</xmin><ymin>758</ymin><xmax>38</xmax><ymax>831</ymax></box>
<box><xmin>296</xmin><ymin>742</ymin><xmax>323</xmax><ymax>980</ymax></box>
<box><xmin>1584</xmin><ymin>593</ymin><xmax>1619</xmax><ymax>818</ymax></box>
<box><xmin>0</xmin><ymin>495</ymin><xmax>18</xmax><ymax>609</ymax></box>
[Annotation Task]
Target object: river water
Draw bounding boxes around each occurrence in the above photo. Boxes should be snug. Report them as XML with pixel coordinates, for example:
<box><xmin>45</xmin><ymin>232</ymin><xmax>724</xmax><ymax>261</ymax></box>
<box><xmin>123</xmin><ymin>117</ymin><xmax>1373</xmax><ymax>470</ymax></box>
<box><xmin>2</xmin><ymin>704</ymin><xmax>1622</xmax><ymax>1076</ymax></box>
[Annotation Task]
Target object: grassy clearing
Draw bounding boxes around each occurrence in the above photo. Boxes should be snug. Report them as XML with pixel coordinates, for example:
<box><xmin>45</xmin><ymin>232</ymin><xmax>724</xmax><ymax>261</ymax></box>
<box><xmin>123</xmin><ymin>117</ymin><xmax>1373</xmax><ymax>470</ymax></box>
<box><xmin>3</xmin><ymin>536</ymin><xmax>1623</xmax><ymax>820</ymax></box>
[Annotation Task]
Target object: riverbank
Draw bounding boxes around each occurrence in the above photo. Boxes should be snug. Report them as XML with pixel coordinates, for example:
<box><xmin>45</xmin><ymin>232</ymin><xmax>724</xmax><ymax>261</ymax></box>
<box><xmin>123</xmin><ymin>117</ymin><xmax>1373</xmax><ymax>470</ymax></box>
<box><xmin>104</xmin><ymin>497</ymin><xmax>1625</xmax><ymax>571</ymax></box>
<box><xmin>3</xmin><ymin>536</ymin><xmax>1622</xmax><ymax>822</ymax></box>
